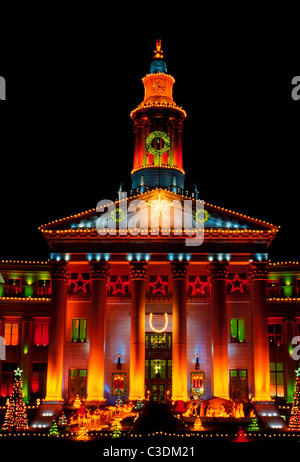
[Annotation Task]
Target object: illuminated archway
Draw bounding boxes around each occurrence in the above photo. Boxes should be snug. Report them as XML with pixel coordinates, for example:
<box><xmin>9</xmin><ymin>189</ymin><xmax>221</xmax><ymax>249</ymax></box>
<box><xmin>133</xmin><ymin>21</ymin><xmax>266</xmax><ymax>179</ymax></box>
<box><xmin>149</xmin><ymin>313</ymin><xmax>168</xmax><ymax>333</ymax></box>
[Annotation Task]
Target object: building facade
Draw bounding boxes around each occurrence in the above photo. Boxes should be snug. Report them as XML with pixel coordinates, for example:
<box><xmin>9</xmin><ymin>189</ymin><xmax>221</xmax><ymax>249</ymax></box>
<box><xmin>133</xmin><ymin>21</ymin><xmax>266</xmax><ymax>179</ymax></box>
<box><xmin>0</xmin><ymin>41</ymin><xmax>299</xmax><ymax>406</ymax></box>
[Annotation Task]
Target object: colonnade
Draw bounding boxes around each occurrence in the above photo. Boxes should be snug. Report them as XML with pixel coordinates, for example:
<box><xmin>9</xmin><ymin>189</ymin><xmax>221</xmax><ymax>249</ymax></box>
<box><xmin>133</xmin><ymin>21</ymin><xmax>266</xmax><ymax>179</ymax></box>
<box><xmin>44</xmin><ymin>258</ymin><xmax>271</xmax><ymax>403</ymax></box>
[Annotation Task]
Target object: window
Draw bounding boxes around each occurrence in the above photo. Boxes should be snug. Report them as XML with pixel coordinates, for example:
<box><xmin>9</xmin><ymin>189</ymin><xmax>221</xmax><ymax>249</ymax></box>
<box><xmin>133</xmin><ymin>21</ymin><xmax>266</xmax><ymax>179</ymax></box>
<box><xmin>6</xmin><ymin>278</ymin><xmax>22</xmax><ymax>295</ymax></box>
<box><xmin>33</xmin><ymin>323</ymin><xmax>49</xmax><ymax>346</ymax></box>
<box><xmin>71</xmin><ymin>319</ymin><xmax>87</xmax><ymax>342</ymax></box>
<box><xmin>230</xmin><ymin>319</ymin><xmax>245</xmax><ymax>343</ymax></box>
<box><xmin>270</xmin><ymin>363</ymin><xmax>284</xmax><ymax>397</ymax></box>
<box><xmin>1</xmin><ymin>362</ymin><xmax>18</xmax><ymax>396</ymax></box>
<box><xmin>296</xmin><ymin>279</ymin><xmax>300</xmax><ymax>295</ymax></box>
<box><xmin>268</xmin><ymin>323</ymin><xmax>282</xmax><ymax>346</ymax></box>
<box><xmin>229</xmin><ymin>369</ymin><xmax>248</xmax><ymax>401</ymax></box>
<box><xmin>36</xmin><ymin>280</ymin><xmax>52</xmax><ymax>295</ymax></box>
<box><xmin>4</xmin><ymin>323</ymin><xmax>19</xmax><ymax>345</ymax></box>
<box><xmin>150</xmin><ymin>359</ymin><xmax>167</xmax><ymax>379</ymax></box>
<box><xmin>145</xmin><ymin>333</ymin><xmax>172</xmax><ymax>350</ymax></box>
<box><xmin>31</xmin><ymin>362</ymin><xmax>47</xmax><ymax>396</ymax></box>
<box><xmin>267</xmin><ymin>280</ymin><xmax>281</xmax><ymax>297</ymax></box>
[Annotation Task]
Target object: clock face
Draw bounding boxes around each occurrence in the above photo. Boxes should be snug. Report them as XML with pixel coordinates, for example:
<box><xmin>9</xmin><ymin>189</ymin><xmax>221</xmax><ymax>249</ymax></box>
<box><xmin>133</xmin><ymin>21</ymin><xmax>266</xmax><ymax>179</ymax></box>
<box><xmin>152</xmin><ymin>80</ymin><xmax>165</xmax><ymax>93</ymax></box>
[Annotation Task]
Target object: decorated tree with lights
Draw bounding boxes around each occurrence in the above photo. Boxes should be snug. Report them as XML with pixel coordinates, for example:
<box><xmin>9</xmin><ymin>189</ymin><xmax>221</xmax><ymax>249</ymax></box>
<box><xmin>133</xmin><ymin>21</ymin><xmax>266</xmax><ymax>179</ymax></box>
<box><xmin>112</xmin><ymin>421</ymin><xmax>122</xmax><ymax>438</ymax></box>
<box><xmin>2</xmin><ymin>368</ymin><xmax>28</xmax><ymax>431</ymax></box>
<box><xmin>247</xmin><ymin>416</ymin><xmax>260</xmax><ymax>432</ymax></box>
<box><xmin>49</xmin><ymin>420</ymin><xmax>59</xmax><ymax>437</ymax></box>
<box><xmin>289</xmin><ymin>366</ymin><xmax>300</xmax><ymax>431</ymax></box>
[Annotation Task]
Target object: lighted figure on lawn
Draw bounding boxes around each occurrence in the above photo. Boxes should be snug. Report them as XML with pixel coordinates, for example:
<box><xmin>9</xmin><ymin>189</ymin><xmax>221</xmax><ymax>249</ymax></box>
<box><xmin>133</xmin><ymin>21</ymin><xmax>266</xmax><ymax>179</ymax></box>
<box><xmin>2</xmin><ymin>368</ymin><xmax>28</xmax><ymax>431</ymax></box>
<box><xmin>235</xmin><ymin>427</ymin><xmax>248</xmax><ymax>442</ymax></box>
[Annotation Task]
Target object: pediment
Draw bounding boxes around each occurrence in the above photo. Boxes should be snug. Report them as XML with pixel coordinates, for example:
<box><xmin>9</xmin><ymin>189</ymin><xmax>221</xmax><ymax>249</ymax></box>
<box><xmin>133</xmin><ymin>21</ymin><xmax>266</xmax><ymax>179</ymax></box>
<box><xmin>39</xmin><ymin>189</ymin><xmax>279</xmax><ymax>234</ymax></box>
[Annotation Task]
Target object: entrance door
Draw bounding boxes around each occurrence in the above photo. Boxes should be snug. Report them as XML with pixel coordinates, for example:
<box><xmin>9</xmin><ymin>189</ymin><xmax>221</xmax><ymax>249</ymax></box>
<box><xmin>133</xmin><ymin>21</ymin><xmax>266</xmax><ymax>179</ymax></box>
<box><xmin>152</xmin><ymin>383</ymin><xmax>165</xmax><ymax>403</ymax></box>
<box><xmin>229</xmin><ymin>369</ymin><xmax>248</xmax><ymax>400</ymax></box>
<box><xmin>68</xmin><ymin>369</ymin><xmax>87</xmax><ymax>403</ymax></box>
<box><xmin>145</xmin><ymin>332</ymin><xmax>172</xmax><ymax>402</ymax></box>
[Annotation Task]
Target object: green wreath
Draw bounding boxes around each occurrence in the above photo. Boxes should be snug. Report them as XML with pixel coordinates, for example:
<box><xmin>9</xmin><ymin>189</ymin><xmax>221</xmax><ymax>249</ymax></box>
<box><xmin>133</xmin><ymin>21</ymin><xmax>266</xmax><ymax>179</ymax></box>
<box><xmin>194</xmin><ymin>209</ymin><xmax>210</xmax><ymax>224</ymax></box>
<box><xmin>110</xmin><ymin>208</ymin><xmax>126</xmax><ymax>223</ymax></box>
<box><xmin>146</xmin><ymin>131</ymin><xmax>171</xmax><ymax>156</ymax></box>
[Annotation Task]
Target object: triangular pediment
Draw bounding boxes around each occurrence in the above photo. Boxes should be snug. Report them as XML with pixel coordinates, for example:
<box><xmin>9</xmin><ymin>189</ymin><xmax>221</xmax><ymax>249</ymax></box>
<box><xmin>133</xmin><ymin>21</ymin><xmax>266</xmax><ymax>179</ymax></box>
<box><xmin>39</xmin><ymin>188</ymin><xmax>279</xmax><ymax>233</ymax></box>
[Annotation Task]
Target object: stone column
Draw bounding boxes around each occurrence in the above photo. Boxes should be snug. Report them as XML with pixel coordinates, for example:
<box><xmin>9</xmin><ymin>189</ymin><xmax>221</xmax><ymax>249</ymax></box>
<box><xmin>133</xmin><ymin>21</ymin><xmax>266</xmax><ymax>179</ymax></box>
<box><xmin>86</xmin><ymin>259</ymin><xmax>110</xmax><ymax>403</ymax></box>
<box><xmin>283</xmin><ymin>317</ymin><xmax>297</xmax><ymax>402</ymax></box>
<box><xmin>249</xmin><ymin>260</ymin><xmax>270</xmax><ymax>401</ymax></box>
<box><xmin>129</xmin><ymin>260</ymin><xmax>148</xmax><ymax>401</ymax></box>
<box><xmin>171</xmin><ymin>259</ymin><xmax>189</xmax><ymax>402</ymax></box>
<box><xmin>207</xmin><ymin>260</ymin><xmax>229</xmax><ymax>399</ymax></box>
<box><xmin>45</xmin><ymin>260</ymin><xmax>70</xmax><ymax>402</ymax></box>
<box><xmin>20</xmin><ymin>318</ymin><xmax>32</xmax><ymax>403</ymax></box>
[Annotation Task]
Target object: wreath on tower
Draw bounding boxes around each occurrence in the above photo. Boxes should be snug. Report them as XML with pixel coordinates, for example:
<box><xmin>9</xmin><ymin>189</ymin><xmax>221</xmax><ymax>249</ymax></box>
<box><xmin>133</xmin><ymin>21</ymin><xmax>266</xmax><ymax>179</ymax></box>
<box><xmin>146</xmin><ymin>131</ymin><xmax>170</xmax><ymax>156</ymax></box>
<box><xmin>194</xmin><ymin>209</ymin><xmax>210</xmax><ymax>224</ymax></box>
<box><xmin>110</xmin><ymin>208</ymin><xmax>126</xmax><ymax>223</ymax></box>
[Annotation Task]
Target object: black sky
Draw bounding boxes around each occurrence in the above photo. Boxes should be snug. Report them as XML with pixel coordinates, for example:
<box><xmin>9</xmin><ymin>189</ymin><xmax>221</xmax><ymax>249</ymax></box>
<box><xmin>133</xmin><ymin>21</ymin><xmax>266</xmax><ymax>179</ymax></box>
<box><xmin>0</xmin><ymin>12</ymin><xmax>299</xmax><ymax>261</ymax></box>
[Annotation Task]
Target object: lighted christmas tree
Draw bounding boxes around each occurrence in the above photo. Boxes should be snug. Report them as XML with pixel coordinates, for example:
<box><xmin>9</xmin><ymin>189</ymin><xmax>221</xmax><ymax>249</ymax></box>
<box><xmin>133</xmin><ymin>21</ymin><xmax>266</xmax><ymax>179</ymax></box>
<box><xmin>289</xmin><ymin>366</ymin><xmax>300</xmax><ymax>431</ymax></box>
<box><xmin>247</xmin><ymin>416</ymin><xmax>260</xmax><ymax>432</ymax></box>
<box><xmin>73</xmin><ymin>394</ymin><xmax>82</xmax><ymax>408</ymax></box>
<box><xmin>49</xmin><ymin>420</ymin><xmax>59</xmax><ymax>437</ymax></box>
<box><xmin>2</xmin><ymin>368</ymin><xmax>28</xmax><ymax>431</ymax></box>
<box><xmin>193</xmin><ymin>416</ymin><xmax>204</xmax><ymax>431</ymax></box>
<box><xmin>112</xmin><ymin>421</ymin><xmax>122</xmax><ymax>438</ymax></box>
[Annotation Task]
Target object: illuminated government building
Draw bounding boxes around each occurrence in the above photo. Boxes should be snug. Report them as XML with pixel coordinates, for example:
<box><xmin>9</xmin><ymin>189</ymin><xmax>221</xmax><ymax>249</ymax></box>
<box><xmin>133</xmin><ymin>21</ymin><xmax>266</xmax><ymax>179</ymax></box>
<box><xmin>0</xmin><ymin>41</ymin><xmax>299</xmax><ymax>419</ymax></box>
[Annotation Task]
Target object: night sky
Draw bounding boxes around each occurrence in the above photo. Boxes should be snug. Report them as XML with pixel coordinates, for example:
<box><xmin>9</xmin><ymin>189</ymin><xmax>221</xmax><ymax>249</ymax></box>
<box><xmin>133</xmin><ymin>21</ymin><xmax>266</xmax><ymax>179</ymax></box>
<box><xmin>0</xmin><ymin>14</ymin><xmax>299</xmax><ymax>261</ymax></box>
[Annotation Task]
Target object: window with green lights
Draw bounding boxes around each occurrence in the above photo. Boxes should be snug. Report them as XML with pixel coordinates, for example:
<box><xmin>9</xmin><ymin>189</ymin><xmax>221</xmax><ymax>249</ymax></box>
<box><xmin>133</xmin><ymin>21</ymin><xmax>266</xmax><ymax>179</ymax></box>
<box><xmin>230</xmin><ymin>319</ymin><xmax>245</xmax><ymax>343</ymax></box>
<box><xmin>270</xmin><ymin>363</ymin><xmax>284</xmax><ymax>397</ymax></box>
<box><xmin>71</xmin><ymin>319</ymin><xmax>87</xmax><ymax>343</ymax></box>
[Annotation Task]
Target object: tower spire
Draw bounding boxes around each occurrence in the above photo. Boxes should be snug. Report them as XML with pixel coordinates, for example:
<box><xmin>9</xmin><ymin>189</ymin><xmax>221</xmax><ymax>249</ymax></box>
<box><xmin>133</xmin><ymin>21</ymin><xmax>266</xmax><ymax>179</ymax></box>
<box><xmin>150</xmin><ymin>39</ymin><xmax>167</xmax><ymax>74</ymax></box>
<box><xmin>154</xmin><ymin>39</ymin><xmax>163</xmax><ymax>59</ymax></box>
<box><xmin>130</xmin><ymin>41</ymin><xmax>186</xmax><ymax>193</ymax></box>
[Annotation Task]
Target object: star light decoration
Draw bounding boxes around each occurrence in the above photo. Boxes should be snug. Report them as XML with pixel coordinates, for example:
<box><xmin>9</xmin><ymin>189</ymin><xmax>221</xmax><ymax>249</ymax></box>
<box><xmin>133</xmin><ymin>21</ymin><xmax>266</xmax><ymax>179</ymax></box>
<box><xmin>188</xmin><ymin>276</ymin><xmax>208</xmax><ymax>296</ymax></box>
<box><xmin>71</xmin><ymin>273</ymin><xmax>90</xmax><ymax>293</ymax></box>
<box><xmin>14</xmin><ymin>367</ymin><xmax>23</xmax><ymax>377</ymax></box>
<box><xmin>109</xmin><ymin>276</ymin><xmax>130</xmax><ymax>295</ymax></box>
<box><xmin>149</xmin><ymin>275</ymin><xmax>168</xmax><ymax>295</ymax></box>
<box><xmin>149</xmin><ymin>194</ymin><xmax>171</xmax><ymax>220</ymax></box>
<box><xmin>227</xmin><ymin>273</ymin><xmax>247</xmax><ymax>293</ymax></box>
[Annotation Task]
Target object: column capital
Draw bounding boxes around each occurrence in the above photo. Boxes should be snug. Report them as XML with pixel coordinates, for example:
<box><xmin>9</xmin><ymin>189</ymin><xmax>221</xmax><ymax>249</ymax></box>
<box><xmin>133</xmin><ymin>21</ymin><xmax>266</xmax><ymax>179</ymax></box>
<box><xmin>207</xmin><ymin>260</ymin><xmax>228</xmax><ymax>281</ymax></box>
<box><xmin>129</xmin><ymin>260</ymin><xmax>148</xmax><ymax>279</ymax></box>
<box><xmin>248</xmin><ymin>260</ymin><xmax>269</xmax><ymax>280</ymax></box>
<box><xmin>170</xmin><ymin>260</ymin><xmax>189</xmax><ymax>279</ymax></box>
<box><xmin>89</xmin><ymin>259</ymin><xmax>111</xmax><ymax>282</ymax></box>
<box><xmin>49</xmin><ymin>259</ymin><xmax>70</xmax><ymax>281</ymax></box>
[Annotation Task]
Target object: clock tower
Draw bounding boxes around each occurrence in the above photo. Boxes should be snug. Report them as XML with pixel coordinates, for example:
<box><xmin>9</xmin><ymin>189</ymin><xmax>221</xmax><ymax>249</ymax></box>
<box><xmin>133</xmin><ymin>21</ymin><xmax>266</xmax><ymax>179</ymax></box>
<box><xmin>130</xmin><ymin>40</ymin><xmax>186</xmax><ymax>192</ymax></box>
